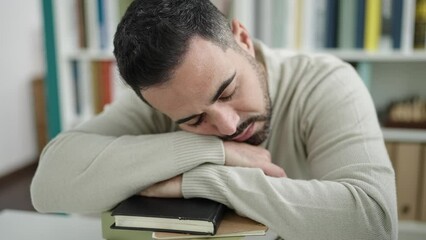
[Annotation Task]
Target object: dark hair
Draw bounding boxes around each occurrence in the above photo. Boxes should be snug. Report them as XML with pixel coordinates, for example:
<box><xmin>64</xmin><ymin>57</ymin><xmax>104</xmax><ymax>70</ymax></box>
<box><xmin>113</xmin><ymin>0</ymin><xmax>235</xmax><ymax>100</ymax></box>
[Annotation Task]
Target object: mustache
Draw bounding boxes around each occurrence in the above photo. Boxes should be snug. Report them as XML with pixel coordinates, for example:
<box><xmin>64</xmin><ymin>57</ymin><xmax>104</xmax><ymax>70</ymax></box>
<box><xmin>222</xmin><ymin>115</ymin><xmax>269</xmax><ymax>141</ymax></box>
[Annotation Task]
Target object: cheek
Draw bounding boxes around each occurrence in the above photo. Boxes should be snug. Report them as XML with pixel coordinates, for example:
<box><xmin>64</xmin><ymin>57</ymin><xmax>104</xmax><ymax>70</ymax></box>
<box><xmin>236</xmin><ymin>76</ymin><xmax>265</xmax><ymax>111</ymax></box>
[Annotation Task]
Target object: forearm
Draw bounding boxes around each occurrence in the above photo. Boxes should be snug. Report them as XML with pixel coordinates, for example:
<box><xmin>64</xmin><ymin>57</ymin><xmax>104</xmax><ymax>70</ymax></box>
<box><xmin>182</xmin><ymin>164</ymin><xmax>397</xmax><ymax>240</ymax></box>
<box><xmin>31</xmin><ymin>131</ymin><xmax>223</xmax><ymax>214</ymax></box>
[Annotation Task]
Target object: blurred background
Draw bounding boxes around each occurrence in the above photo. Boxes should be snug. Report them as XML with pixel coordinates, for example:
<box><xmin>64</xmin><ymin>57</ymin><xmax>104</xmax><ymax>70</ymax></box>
<box><xmin>0</xmin><ymin>0</ymin><xmax>426</xmax><ymax>238</ymax></box>
<box><xmin>0</xmin><ymin>1</ymin><xmax>43</xmax><ymax>178</ymax></box>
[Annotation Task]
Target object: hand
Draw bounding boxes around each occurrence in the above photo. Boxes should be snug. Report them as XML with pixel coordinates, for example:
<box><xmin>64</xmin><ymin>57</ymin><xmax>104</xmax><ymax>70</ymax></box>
<box><xmin>223</xmin><ymin>141</ymin><xmax>286</xmax><ymax>178</ymax></box>
<box><xmin>139</xmin><ymin>175</ymin><xmax>183</xmax><ymax>198</ymax></box>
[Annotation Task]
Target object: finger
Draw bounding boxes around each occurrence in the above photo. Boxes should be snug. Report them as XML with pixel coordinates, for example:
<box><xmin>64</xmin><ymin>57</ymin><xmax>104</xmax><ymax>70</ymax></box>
<box><xmin>262</xmin><ymin>162</ymin><xmax>287</xmax><ymax>178</ymax></box>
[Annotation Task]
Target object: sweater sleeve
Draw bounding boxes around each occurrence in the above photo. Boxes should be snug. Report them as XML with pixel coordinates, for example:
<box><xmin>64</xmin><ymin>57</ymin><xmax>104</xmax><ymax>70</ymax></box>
<box><xmin>182</xmin><ymin>64</ymin><xmax>397</xmax><ymax>240</ymax></box>
<box><xmin>31</xmin><ymin>90</ymin><xmax>224</xmax><ymax>214</ymax></box>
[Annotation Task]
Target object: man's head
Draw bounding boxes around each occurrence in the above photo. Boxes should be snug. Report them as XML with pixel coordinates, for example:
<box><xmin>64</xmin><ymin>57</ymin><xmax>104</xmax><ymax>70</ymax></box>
<box><xmin>114</xmin><ymin>0</ymin><xmax>234</xmax><ymax>97</ymax></box>
<box><xmin>114</xmin><ymin>0</ymin><xmax>272</xmax><ymax>145</ymax></box>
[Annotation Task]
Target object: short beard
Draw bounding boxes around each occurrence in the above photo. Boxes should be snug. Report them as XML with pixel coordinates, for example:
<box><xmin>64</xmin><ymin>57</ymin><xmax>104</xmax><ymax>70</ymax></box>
<box><xmin>221</xmin><ymin>110</ymin><xmax>271</xmax><ymax>145</ymax></box>
<box><xmin>245</xmin><ymin>104</ymin><xmax>272</xmax><ymax>145</ymax></box>
<box><xmin>222</xmin><ymin>47</ymin><xmax>272</xmax><ymax>146</ymax></box>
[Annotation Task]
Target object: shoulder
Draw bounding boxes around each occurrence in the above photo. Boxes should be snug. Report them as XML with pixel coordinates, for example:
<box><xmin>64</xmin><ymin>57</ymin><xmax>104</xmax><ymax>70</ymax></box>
<box><xmin>255</xmin><ymin>40</ymin><xmax>351</xmax><ymax>83</ymax></box>
<box><xmin>278</xmin><ymin>51</ymin><xmax>351</xmax><ymax>79</ymax></box>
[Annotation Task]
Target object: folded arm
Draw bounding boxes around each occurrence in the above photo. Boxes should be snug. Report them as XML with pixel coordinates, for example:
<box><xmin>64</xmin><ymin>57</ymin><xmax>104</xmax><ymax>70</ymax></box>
<box><xmin>181</xmin><ymin>65</ymin><xmax>397</xmax><ymax>239</ymax></box>
<box><xmin>30</xmin><ymin>90</ymin><xmax>224</xmax><ymax>214</ymax></box>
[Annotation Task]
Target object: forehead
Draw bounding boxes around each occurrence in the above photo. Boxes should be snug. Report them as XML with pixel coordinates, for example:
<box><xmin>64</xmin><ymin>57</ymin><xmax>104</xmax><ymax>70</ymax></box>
<box><xmin>142</xmin><ymin>37</ymin><xmax>235</xmax><ymax>117</ymax></box>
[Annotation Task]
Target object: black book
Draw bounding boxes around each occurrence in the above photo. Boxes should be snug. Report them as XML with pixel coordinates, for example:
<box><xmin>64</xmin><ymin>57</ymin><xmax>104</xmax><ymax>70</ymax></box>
<box><xmin>111</xmin><ymin>195</ymin><xmax>227</xmax><ymax>235</ymax></box>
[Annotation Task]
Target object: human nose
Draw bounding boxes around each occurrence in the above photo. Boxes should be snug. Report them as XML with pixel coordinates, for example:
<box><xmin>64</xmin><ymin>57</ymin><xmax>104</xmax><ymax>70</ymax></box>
<box><xmin>208</xmin><ymin>104</ymin><xmax>239</xmax><ymax>136</ymax></box>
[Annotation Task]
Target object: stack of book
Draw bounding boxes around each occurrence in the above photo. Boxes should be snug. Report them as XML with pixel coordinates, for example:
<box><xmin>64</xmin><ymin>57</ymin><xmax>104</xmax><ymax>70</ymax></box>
<box><xmin>102</xmin><ymin>195</ymin><xmax>268</xmax><ymax>240</ymax></box>
<box><xmin>224</xmin><ymin>0</ymin><xmax>426</xmax><ymax>52</ymax></box>
<box><xmin>71</xmin><ymin>0</ymin><xmax>426</xmax><ymax>52</ymax></box>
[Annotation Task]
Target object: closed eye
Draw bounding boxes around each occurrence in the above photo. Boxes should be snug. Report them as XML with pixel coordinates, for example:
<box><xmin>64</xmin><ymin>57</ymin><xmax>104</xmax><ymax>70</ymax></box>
<box><xmin>219</xmin><ymin>86</ymin><xmax>237</xmax><ymax>102</ymax></box>
<box><xmin>188</xmin><ymin>113</ymin><xmax>206</xmax><ymax>127</ymax></box>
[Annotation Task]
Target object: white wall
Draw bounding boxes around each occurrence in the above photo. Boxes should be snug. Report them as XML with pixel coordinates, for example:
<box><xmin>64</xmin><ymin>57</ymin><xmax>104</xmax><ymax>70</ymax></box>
<box><xmin>0</xmin><ymin>1</ymin><xmax>44</xmax><ymax>176</ymax></box>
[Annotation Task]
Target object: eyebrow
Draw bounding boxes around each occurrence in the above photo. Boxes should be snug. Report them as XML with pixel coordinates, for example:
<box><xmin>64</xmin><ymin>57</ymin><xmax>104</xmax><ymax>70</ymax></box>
<box><xmin>210</xmin><ymin>71</ymin><xmax>236</xmax><ymax>104</ymax></box>
<box><xmin>175</xmin><ymin>71</ymin><xmax>236</xmax><ymax>125</ymax></box>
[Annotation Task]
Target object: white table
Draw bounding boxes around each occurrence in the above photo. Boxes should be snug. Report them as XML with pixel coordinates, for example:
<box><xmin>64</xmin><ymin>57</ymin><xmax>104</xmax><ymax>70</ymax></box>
<box><xmin>5</xmin><ymin>209</ymin><xmax>423</xmax><ymax>240</ymax></box>
<box><xmin>0</xmin><ymin>209</ymin><xmax>280</xmax><ymax>240</ymax></box>
<box><xmin>0</xmin><ymin>209</ymin><xmax>103</xmax><ymax>240</ymax></box>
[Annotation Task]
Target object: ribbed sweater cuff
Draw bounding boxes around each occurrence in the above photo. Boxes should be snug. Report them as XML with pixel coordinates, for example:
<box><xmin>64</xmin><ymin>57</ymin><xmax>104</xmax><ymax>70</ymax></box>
<box><xmin>182</xmin><ymin>165</ymin><xmax>230</xmax><ymax>206</ymax></box>
<box><xmin>172</xmin><ymin>131</ymin><xmax>224</xmax><ymax>172</ymax></box>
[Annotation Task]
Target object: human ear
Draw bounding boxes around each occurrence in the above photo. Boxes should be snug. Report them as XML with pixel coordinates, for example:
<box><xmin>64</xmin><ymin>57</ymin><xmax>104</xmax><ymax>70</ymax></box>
<box><xmin>230</xmin><ymin>19</ymin><xmax>255</xmax><ymax>57</ymax></box>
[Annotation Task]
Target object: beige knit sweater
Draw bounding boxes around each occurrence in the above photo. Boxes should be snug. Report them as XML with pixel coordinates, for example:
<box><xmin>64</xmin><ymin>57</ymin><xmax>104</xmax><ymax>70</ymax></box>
<box><xmin>31</xmin><ymin>42</ymin><xmax>397</xmax><ymax>240</ymax></box>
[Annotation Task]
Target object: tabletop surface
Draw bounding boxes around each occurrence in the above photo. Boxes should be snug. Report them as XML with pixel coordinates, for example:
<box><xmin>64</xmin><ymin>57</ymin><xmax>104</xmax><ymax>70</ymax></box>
<box><xmin>3</xmin><ymin>209</ymin><xmax>426</xmax><ymax>240</ymax></box>
<box><xmin>0</xmin><ymin>209</ymin><xmax>279</xmax><ymax>240</ymax></box>
<box><xmin>0</xmin><ymin>209</ymin><xmax>103</xmax><ymax>240</ymax></box>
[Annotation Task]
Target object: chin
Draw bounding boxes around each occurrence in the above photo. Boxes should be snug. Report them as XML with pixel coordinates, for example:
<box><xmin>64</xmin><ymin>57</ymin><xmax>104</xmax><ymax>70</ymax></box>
<box><xmin>244</xmin><ymin>131</ymin><xmax>269</xmax><ymax>146</ymax></box>
<box><xmin>244</xmin><ymin>121</ymin><xmax>270</xmax><ymax>146</ymax></box>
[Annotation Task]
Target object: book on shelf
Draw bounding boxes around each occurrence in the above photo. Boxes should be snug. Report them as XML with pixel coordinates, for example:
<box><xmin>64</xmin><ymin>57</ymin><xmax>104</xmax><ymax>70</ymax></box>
<box><xmin>313</xmin><ymin>0</ymin><xmax>327</xmax><ymax>49</ymax></box>
<box><xmin>99</xmin><ymin>60</ymin><xmax>114</xmax><ymax>108</ymax></box>
<box><xmin>380</xmin><ymin>0</ymin><xmax>393</xmax><ymax>50</ymax></box>
<box><xmin>401</xmin><ymin>0</ymin><xmax>417</xmax><ymax>52</ymax></box>
<box><xmin>67</xmin><ymin>1</ymin><xmax>426</xmax><ymax>55</ymax></box>
<box><xmin>364</xmin><ymin>0</ymin><xmax>382</xmax><ymax>51</ymax></box>
<box><xmin>90</xmin><ymin>61</ymin><xmax>102</xmax><ymax>113</ymax></box>
<box><xmin>293</xmin><ymin>0</ymin><xmax>303</xmax><ymax>49</ymax></box>
<box><xmin>90</xmin><ymin>60</ymin><xmax>114</xmax><ymax>114</ymax></box>
<box><xmin>355</xmin><ymin>0</ymin><xmax>366</xmax><ymax>49</ymax></box>
<box><xmin>325</xmin><ymin>0</ymin><xmax>338</xmax><ymax>48</ymax></box>
<box><xmin>74</xmin><ymin>0</ymin><xmax>133</xmax><ymax>51</ymax></box>
<box><xmin>255</xmin><ymin>0</ymin><xmax>273</xmax><ymax>47</ymax></box>
<box><xmin>285</xmin><ymin>0</ymin><xmax>297</xmax><ymax>49</ymax></box>
<box><xmin>84</xmin><ymin>0</ymin><xmax>100</xmax><ymax>50</ymax></box>
<box><xmin>391</xmin><ymin>0</ymin><xmax>403</xmax><ymax>49</ymax></box>
<box><xmin>104</xmin><ymin>0</ymin><xmax>119</xmax><ymax>51</ymax></box>
<box><xmin>111</xmin><ymin>195</ymin><xmax>227</xmax><ymax>235</ymax></box>
<box><xmin>270</xmin><ymin>0</ymin><xmax>287</xmax><ymax>48</ymax></box>
<box><xmin>414</xmin><ymin>0</ymin><xmax>426</xmax><ymax>49</ymax></box>
<box><xmin>188</xmin><ymin>0</ymin><xmax>424</xmax><ymax>52</ymax></box>
<box><xmin>76</xmin><ymin>0</ymin><xmax>87</xmax><ymax>48</ymax></box>
<box><xmin>97</xmin><ymin>0</ymin><xmax>108</xmax><ymax>50</ymax></box>
<box><xmin>338</xmin><ymin>0</ymin><xmax>357</xmax><ymax>49</ymax></box>
<box><xmin>71</xmin><ymin>60</ymin><xmax>82</xmax><ymax>115</ymax></box>
<box><xmin>32</xmin><ymin>77</ymin><xmax>48</xmax><ymax>154</ymax></box>
<box><xmin>300</xmin><ymin>0</ymin><xmax>318</xmax><ymax>51</ymax></box>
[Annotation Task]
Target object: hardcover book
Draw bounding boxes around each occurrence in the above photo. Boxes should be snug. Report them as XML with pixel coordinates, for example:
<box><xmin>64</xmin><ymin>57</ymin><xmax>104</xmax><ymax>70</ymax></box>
<box><xmin>152</xmin><ymin>211</ymin><xmax>268</xmax><ymax>239</ymax></box>
<box><xmin>111</xmin><ymin>196</ymin><xmax>227</xmax><ymax>235</ymax></box>
<box><xmin>325</xmin><ymin>0</ymin><xmax>338</xmax><ymax>48</ymax></box>
<box><xmin>102</xmin><ymin>209</ymin><xmax>268</xmax><ymax>240</ymax></box>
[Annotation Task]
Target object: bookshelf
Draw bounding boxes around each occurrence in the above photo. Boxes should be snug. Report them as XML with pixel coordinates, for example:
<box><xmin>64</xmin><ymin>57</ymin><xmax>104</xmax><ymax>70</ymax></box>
<box><xmin>42</xmin><ymin>0</ymin><xmax>131</xmax><ymax>138</ymax></box>
<box><xmin>42</xmin><ymin>0</ymin><xmax>426</xmax><ymax>137</ymax></box>
<box><xmin>43</xmin><ymin>0</ymin><xmax>426</xmax><ymax>138</ymax></box>
<box><xmin>221</xmin><ymin>0</ymin><xmax>426</xmax><ymax>130</ymax></box>
<box><xmin>42</xmin><ymin>0</ymin><xmax>426</xmax><ymax>225</ymax></box>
